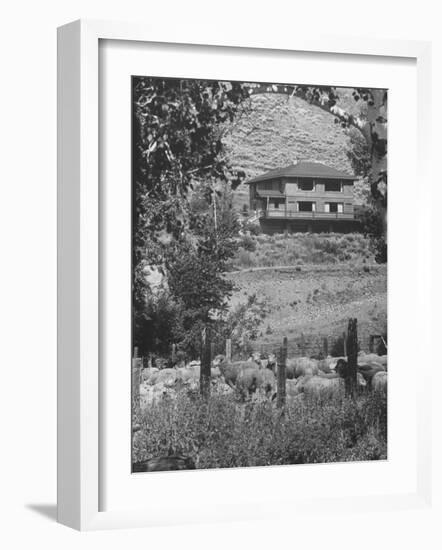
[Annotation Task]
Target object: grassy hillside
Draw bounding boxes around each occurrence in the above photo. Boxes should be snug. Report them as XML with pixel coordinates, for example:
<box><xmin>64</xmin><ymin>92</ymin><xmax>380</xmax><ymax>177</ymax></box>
<box><xmin>229</xmin><ymin>232</ymin><xmax>375</xmax><ymax>270</ymax></box>
<box><xmin>222</xmin><ymin>88</ymin><xmax>368</xmax><ymax>212</ymax></box>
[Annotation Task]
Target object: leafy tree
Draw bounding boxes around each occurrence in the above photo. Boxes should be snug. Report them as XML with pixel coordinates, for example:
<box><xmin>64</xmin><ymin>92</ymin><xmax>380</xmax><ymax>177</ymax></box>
<box><xmin>143</xmin><ymin>290</ymin><xmax>182</xmax><ymax>357</ymax></box>
<box><xmin>346</xmin><ymin>126</ymin><xmax>386</xmax><ymax>262</ymax></box>
<box><xmin>164</xmin><ymin>183</ymin><xmax>240</xmax><ymax>358</ymax></box>
<box><xmin>346</xmin><ymin>128</ymin><xmax>371</xmax><ymax>180</ymax></box>
<box><xmin>214</xmin><ymin>293</ymin><xmax>271</xmax><ymax>358</ymax></box>
<box><xmin>356</xmin><ymin>204</ymin><xmax>387</xmax><ymax>263</ymax></box>
<box><xmin>132</xmin><ymin>77</ymin><xmax>249</xmax><ymax>352</ymax></box>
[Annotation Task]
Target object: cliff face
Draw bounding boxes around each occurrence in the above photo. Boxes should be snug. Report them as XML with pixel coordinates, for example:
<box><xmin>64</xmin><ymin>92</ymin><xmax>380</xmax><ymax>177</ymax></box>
<box><xmin>223</xmin><ymin>89</ymin><xmax>367</xmax><ymax>211</ymax></box>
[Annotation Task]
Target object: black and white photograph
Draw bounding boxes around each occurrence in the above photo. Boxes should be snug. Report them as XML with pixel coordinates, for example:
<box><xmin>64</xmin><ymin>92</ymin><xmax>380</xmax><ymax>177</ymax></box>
<box><xmin>3</xmin><ymin>0</ymin><xmax>439</xmax><ymax>542</ymax></box>
<box><xmin>131</xmin><ymin>76</ymin><xmax>388</xmax><ymax>473</ymax></box>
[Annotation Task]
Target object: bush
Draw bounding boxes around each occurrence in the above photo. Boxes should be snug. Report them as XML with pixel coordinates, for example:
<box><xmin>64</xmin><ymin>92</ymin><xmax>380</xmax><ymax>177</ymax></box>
<box><xmin>240</xmin><ymin>234</ymin><xmax>257</xmax><ymax>252</ymax></box>
<box><xmin>355</xmin><ymin>204</ymin><xmax>387</xmax><ymax>264</ymax></box>
<box><xmin>243</xmin><ymin>222</ymin><xmax>262</xmax><ymax>236</ymax></box>
<box><xmin>237</xmin><ymin>248</ymin><xmax>254</xmax><ymax>268</ymax></box>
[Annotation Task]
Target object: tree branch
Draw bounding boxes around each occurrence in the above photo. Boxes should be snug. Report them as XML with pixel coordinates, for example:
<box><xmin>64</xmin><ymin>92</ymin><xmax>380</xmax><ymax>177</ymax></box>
<box><xmin>248</xmin><ymin>84</ymin><xmax>370</xmax><ymax>141</ymax></box>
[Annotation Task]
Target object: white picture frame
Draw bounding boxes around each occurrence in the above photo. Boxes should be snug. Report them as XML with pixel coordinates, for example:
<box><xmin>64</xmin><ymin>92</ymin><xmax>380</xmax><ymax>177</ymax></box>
<box><xmin>57</xmin><ymin>19</ymin><xmax>432</xmax><ymax>531</ymax></box>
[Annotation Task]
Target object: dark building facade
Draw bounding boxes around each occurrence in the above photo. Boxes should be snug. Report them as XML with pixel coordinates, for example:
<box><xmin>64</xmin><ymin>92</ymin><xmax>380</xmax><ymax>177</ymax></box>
<box><xmin>245</xmin><ymin>161</ymin><xmax>360</xmax><ymax>234</ymax></box>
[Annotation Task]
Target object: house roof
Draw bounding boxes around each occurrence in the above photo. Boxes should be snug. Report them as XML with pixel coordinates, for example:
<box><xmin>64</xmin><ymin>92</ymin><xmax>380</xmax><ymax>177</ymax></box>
<box><xmin>244</xmin><ymin>162</ymin><xmax>355</xmax><ymax>184</ymax></box>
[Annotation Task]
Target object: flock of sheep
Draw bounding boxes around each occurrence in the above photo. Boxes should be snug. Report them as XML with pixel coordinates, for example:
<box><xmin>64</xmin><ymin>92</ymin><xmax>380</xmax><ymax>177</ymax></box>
<box><xmin>138</xmin><ymin>351</ymin><xmax>387</xmax><ymax>408</ymax></box>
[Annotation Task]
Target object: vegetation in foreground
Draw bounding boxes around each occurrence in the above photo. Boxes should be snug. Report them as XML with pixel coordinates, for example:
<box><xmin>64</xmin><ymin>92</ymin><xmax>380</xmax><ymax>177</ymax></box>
<box><xmin>133</xmin><ymin>389</ymin><xmax>387</xmax><ymax>470</ymax></box>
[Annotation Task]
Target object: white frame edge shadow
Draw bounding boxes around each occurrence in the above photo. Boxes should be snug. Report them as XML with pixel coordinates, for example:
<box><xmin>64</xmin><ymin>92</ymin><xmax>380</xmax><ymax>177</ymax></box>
<box><xmin>57</xmin><ymin>18</ymin><xmax>432</xmax><ymax>531</ymax></box>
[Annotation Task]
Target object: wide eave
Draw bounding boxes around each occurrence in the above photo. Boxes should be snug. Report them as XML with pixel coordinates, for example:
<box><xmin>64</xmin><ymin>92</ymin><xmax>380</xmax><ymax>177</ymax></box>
<box><xmin>245</xmin><ymin>162</ymin><xmax>355</xmax><ymax>184</ymax></box>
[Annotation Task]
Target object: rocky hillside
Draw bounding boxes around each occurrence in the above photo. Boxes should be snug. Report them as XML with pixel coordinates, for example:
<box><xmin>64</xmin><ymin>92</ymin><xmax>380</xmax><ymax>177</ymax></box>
<box><xmin>223</xmin><ymin>88</ymin><xmax>368</xmax><ymax>212</ymax></box>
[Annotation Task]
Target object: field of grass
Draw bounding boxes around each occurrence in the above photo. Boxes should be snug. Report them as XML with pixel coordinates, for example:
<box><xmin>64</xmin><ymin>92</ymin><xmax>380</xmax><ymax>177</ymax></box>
<box><xmin>133</xmin><ymin>388</ymin><xmax>387</xmax><ymax>469</ymax></box>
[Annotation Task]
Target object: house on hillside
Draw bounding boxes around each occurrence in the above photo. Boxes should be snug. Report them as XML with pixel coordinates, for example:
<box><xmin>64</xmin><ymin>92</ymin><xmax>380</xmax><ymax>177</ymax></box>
<box><xmin>245</xmin><ymin>161</ymin><xmax>360</xmax><ymax>234</ymax></box>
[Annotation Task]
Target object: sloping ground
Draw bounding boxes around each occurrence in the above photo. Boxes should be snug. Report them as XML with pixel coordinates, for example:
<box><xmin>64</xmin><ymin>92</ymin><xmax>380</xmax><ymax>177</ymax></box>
<box><xmin>229</xmin><ymin>232</ymin><xmax>375</xmax><ymax>270</ymax></box>
<box><xmin>226</xmin><ymin>263</ymin><xmax>387</xmax><ymax>354</ymax></box>
<box><xmin>222</xmin><ymin>88</ymin><xmax>368</xmax><ymax>212</ymax></box>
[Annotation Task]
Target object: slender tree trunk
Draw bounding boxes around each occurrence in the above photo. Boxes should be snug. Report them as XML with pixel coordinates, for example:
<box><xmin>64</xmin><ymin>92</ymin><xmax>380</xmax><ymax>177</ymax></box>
<box><xmin>346</xmin><ymin>318</ymin><xmax>358</xmax><ymax>398</ymax></box>
<box><xmin>200</xmin><ymin>327</ymin><xmax>211</xmax><ymax>400</ymax></box>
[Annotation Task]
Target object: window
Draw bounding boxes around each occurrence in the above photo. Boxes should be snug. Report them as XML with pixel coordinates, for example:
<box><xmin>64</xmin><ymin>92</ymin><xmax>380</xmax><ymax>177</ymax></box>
<box><xmin>270</xmin><ymin>199</ymin><xmax>284</xmax><ymax>209</ymax></box>
<box><xmin>324</xmin><ymin>180</ymin><xmax>342</xmax><ymax>192</ymax></box>
<box><xmin>260</xmin><ymin>180</ymin><xmax>274</xmax><ymax>191</ymax></box>
<box><xmin>298</xmin><ymin>178</ymin><xmax>314</xmax><ymax>191</ymax></box>
<box><xmin>325</xmin><ymin>202</ymin><xmax>343</xmax><ymax>213</ymax></box>
<box><xmin>298</xmin><ymin>201</ymin><xmax>315</xmax><ymax>212</ymax></box>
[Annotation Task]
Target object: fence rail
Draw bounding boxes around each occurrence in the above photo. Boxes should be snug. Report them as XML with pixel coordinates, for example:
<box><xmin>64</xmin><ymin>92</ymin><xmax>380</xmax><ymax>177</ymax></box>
<box><xmin>136</xmin><ymin>330</ymin><xmax>387</xmax><ymax>369</ymax></box>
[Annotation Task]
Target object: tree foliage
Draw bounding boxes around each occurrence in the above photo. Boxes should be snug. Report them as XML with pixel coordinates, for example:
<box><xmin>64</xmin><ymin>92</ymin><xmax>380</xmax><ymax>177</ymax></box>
<box><xmin>132</xmin><ymin>77</ymin><xmax>249</xmax><ymax>353</ymax></box>
<box><xmin>164</xmin><ymin>185</ymin><xmax>240</xmax><ymax>357</ymax></box>
<box><xmin>346</xmin><ymin>128</ymin><xmax>371</xmax><ymax>180</ymax></box>
<box><xmin>356</xmin><ymin>204</ymin><xmax>387</xmax><ymax>263</ymax></box>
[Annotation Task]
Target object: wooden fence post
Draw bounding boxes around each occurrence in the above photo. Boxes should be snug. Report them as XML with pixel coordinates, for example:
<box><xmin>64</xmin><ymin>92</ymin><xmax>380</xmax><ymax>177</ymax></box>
<box><xmin>210</xmin><ymin>342</ymin><xmax>216</xmax><ymax>365</ymax></box>
<box><xmin>200</xmin><ymin>328</ymin><xmax>211</xmax><ymax>399</ymax></box>
<box><xmin>132</xmin><ymin>354</ymin><xmax>142</xmax><ymax>417</ymax></box>
<box><xmin>225</xmin><ymin>338</ymin><xmax>232</xmax><ymax>362</ymax></box>
<box><xmin>300</xmin><ymin>333</ymin><xmax>306</xmax><ymax>357</ymax></box>
<box><xmin>277</xmin><ymin>337</ymin><xmax>288</xmax><ymax>408</ymax></box>
<box><xmin>342</xmin><ymin>331</ymin><xmax>347</xmax><ymax>357</ymax></box>
<box><xmin>171</xmin><ymin>343</ymin><xmax>176</xmax><ymax>365</ymax></box>
<box><xmin>323</xmin><ymin>337</ymin><xmax>328</xmax><ymax>357</ymax></box>
<box><xmin>346</xmin><ymin>318</ymin><xmax>358</xmax><ymax>398</ymax></box>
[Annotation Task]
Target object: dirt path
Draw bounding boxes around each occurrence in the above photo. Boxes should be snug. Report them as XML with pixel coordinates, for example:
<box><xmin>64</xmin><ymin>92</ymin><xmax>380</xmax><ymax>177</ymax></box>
<box><xmin>227</xmin><ymin>263</ymin><xmax>384</xmax><ymax>276</ymax></box>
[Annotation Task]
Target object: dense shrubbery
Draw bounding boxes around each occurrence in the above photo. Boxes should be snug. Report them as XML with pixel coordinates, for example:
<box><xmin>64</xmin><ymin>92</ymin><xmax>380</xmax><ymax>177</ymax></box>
<box><xmin>142</xmin><ymin>286</ymin><xmax>270</xmax><ymax>362</ymax></box>
<box><xmin>229</xmin><ymin>232</ymin><xmax>374</xmax><ymax>270</ymax></box>
<box><xmin>239</xmin><ymin>233</ymin><xmax>257</xmax><ymax>252</ymax></box>
<box><xmin>133</xmin><ymin>390</ymin><xmax>387</xmax><ymax>468</ymax></box>
<box><xmin>355</xmin><ymin>205</ymin><xmax>387</xmax><ymax>263</ymax></box>
<box><xmin>242</xmin><ymin>222</ymin><xmax>262</xmax><ymax>236</ymax></box>
<box><xmin>214</xmin><ymin>293</ymin><xmax>271</xmax><ymax>358</ymax></box>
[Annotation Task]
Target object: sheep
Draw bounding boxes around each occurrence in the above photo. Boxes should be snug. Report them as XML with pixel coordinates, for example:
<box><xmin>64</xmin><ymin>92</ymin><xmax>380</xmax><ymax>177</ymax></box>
<box><xmin>335</xmin><ymin>359</ymin><xmax>383</xmax><ymax>391</ymax></box>
<box><xmin>213</xmin><ymin>354</ymin><xmax>276</xmax><ymax>397</ymax></box>
<box><xmin>290</xmin><ymin>357</ymin><xmax>319</xmax><ymax>378</ymax></box>
<box><xmin>236</xmin><ymin>366</ymin><xmax>276</xmax><ymax>398</ymax></box>
<box><xmin>298</xmin><ymin>375</ymin><xmax>345</xmax><ymax>398</ymax></box>
<box><xmin>372</xmin><ymin>371</ymin><xmax>387</xmax><ymax>394</ymax></box>
<box><xmin>212</xmin><ymin>355</ymin><xmax>251</xmax><ymax>387</ymax></box>
<box><xmin>141</xmin><ymin>367</ymin><xmax>159</xmax><ymax>383</ymax></box>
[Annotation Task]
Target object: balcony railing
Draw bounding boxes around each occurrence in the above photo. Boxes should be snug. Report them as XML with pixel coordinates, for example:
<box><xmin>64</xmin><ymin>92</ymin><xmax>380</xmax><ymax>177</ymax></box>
<box><xmin>259</xmin><ymin>209</ymin><xmax>354</xmax><ymax>220</ymax></box>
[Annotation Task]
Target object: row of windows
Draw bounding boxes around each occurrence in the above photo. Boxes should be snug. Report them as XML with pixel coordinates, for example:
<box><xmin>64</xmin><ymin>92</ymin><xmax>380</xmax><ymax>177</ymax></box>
<box><xmin>257</xmin><ymin>180</ymin><xmax>343</xmax><ymax>192</ymax></box>
<box><xmin>270</xmin><ymin>201</ymin><xmax>345</xmax><ymax>213</ymax></box>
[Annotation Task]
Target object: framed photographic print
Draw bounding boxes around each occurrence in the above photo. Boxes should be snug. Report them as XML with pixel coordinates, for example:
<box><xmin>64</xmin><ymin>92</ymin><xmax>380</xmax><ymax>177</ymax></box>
<box><xmin>57</xmin><ymin>19</ymin><xmax>432</xmax><ymax>530</ymax></box>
